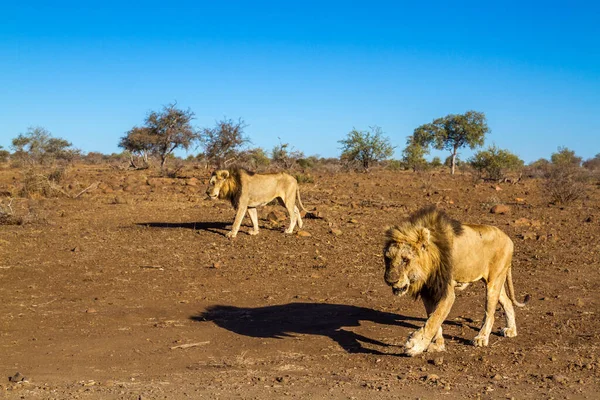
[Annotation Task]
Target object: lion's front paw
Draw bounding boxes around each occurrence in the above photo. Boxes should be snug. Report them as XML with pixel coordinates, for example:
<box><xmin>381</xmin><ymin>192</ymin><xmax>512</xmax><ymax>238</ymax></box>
<box><xmin>501</xmin><ymin>327</ymin><xmax>517</xmax><ymax>338</ymax></box>
<box><xmin>248</xmin><ymin>230</ymin><xmax>259</xmax><ymax>236</ymax></box>
<box><xmin>472</xmin><ymin>335</ymin><xmax>489</xmax><ymax>347</ymax></box>
<box><xmin>405</xmin><ymin>329</ymin><xmax>428</xmax><ymax>357</ymax></box>
<box><xmin>225</xmin><ymin>231</ymin><xmax>237</xmax><ymax>239</ymax></box>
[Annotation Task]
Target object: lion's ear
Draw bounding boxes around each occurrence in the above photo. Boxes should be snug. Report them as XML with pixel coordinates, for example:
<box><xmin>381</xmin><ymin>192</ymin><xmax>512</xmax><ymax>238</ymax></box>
<box><xmin>417</xmin><ymin>227</ymin><xmax>431</xmax><ymax>250</ymax></box>
<box><xmin>218</xmin><ymin>170</ymin><xmax>230</xmax><ymax>179</ymax></box>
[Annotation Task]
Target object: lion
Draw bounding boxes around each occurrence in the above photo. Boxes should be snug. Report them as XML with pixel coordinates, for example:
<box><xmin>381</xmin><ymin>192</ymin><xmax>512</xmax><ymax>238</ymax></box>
<box><xmin>205</xmin><ymin>168</ymin><xmax>308</xmax><ymax>238</ymax></box>
<box><xmin>383</xmin><ymin>206</ymin><xmax>529</xmax><ymax>356</ymax></box>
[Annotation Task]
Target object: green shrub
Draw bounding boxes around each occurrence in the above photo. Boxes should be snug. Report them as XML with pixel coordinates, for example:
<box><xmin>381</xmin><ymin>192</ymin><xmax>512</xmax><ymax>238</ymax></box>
<box><xmin>469</xmin><ymin>145</ymin><xmax>524</xmax><ymax>180</ymax></box>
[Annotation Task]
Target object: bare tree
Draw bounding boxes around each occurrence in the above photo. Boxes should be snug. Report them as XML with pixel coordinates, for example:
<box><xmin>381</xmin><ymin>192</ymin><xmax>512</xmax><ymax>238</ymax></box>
<box><xmin>201</xmin><ymin>118</ymin><xmax>250</xmax><ymax>167</ymax></box>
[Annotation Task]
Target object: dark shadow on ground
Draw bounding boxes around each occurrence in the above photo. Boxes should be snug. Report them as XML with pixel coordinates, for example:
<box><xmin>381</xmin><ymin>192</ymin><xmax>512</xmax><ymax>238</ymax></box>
<box><xmin>137</xmin><ymin>221</ymin><xmax>230</xmax><ymax>236</ymax></box>
<box><xmin>137</xmin><ymin>221</ymin><xmax>284</xmax><ymax>236</ymax></box>
<box><xmin>191</xmin><ymin>302</ymin><xmax>471</xmax><ymax>356</ymax></box>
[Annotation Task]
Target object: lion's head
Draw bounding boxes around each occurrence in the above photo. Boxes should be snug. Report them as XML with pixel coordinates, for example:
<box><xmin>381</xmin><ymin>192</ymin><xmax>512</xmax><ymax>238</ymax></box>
<box><xmin>383</xmin><ymin>206</ymin><xmax>462</xmax><ymax>302</ymax></box>
<box><xmin>384</xmin><ymin>227</ymin><xmax>432</xmax><ymax>297</ymax></box>
<box><xmin>206</xmin><ymin>170</ymin><xmax>230</xmax><ymax>200</ymax></box>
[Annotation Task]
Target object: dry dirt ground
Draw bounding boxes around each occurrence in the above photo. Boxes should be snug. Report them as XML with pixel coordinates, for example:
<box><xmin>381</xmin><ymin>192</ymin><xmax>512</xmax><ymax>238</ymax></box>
<box><xmin>1</xmin><ymin>165</ymin><xmax>599</xmax><ymax>400</ymax></box>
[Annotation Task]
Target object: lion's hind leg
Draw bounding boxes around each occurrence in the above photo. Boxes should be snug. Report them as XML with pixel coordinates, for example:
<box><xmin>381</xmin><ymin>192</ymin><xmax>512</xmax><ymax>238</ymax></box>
<box><xmin>294</xmin><ymin>205</ymin><xmax>303</xmax><ymax>229</ymax></box>
<box><xmin>281</xmin><ymin>194</ymin><xmax>298</xmax><ymax>234</ymax></box>
<box><xmin>474</xmin><ymin>278</ymin><xmax>504</xmax><ymax>347</ymax></box>
<box><xmin>498</xmin><ymin>285</ymin><xmax>517</xmax><ymax>337</ymax></box>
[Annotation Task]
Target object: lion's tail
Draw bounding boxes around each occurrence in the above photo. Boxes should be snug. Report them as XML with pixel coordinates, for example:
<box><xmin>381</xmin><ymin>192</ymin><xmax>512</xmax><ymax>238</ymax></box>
<box><xmin>506</xmin><ymin>267</ymin><xmax>530</xmax><ymax>308</ymax></box>
<box><xmin>296</xmin><ymin>186</ymin><xmax>308</xmax><ymax>213</ymax></box>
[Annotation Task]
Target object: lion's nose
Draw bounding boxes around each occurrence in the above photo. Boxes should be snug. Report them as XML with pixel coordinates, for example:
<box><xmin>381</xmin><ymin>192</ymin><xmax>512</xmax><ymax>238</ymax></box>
<box><xmin>384</xmin><ymin>269</ymin><xmax>400</xmax><ymax>284</ymax></box>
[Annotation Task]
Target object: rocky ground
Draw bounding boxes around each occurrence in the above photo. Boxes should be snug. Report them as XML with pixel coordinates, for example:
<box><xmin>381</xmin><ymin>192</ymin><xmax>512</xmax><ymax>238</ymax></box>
<box><xmin>0</xmin><ymin>165</ymin><xmax>599</xmax><ymax>399</ymax></box>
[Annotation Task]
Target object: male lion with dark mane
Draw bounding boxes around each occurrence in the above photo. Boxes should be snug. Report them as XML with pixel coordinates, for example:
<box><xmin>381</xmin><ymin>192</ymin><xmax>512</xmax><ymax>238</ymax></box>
<box><xmin>383</xmin><ymin>206</ymin><xmax>528</xmax><ymax>356</ymax></box>
<box><xmin>205</xmin><ymin>168</ymin><xmax>308</xmax><ymax>238</ymax></box>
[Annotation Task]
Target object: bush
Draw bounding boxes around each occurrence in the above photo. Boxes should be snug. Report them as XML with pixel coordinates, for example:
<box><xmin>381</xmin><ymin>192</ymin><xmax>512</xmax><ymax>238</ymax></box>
<box><xmin>430</xmin><ymin>157</ymin><xmax>442</xmax><ymax>168</ymax></box>
<box><xmin>0</xmin><ymin>198</ymin><xmax>45</xmax><ymax>225</ymax></box>
<box><xmin>469</xmin><ymin>145</ymin><xmax>524</xmax><ymax>180</ymax></box>
<box><xmin>0</xmin><ymin>147</ymin><xmax>9</xmax><ymax>163</ymax></box>
<box><xmin>271</xmin><ymin>141</ymin><xmax>304</xmax><ymax>170</ymax></box>
<box><xmin>385</xmin><ymin>159</ymin><xmax>405</xmax><ymax>171</ymax></box>
<box><xmin>583</xmin><ymin>154</ymin><xmax>600</xmax><ymax>171</ymax></box>
<box><xmin>551</xmin><ymin>146</ymin><xmax>582</xmax><ymax>167</ymax></box>
<box><xmin>294</xmin><ymin>173</ymin><xmax>314</xmax><ymax>184</ymax></box>
<box><xmin>545</xmin><ymin>166</ymin><xmax>587</xmax><ymax>204</ymax></box>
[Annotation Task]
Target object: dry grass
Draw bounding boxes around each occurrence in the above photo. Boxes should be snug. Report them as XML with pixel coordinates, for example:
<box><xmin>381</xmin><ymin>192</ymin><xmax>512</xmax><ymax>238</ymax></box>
<box><xmin>545</xmin><ymin>167</ymin><xmax>587</xmax><ymax>204</ymax></box>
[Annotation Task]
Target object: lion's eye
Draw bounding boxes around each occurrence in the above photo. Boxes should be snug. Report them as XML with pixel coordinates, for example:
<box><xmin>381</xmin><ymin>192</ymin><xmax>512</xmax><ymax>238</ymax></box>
<box><xmin>401</xmin><ymin>257</ymin><xmax>410</xmax><ymax>264</ymax></box>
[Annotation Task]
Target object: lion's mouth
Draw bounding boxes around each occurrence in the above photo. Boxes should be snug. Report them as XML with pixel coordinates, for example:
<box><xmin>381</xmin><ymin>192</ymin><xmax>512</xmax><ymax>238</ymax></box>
<box><xmin>392</xmin><ymin>284</ymin><xmax>409</xmax><ymax>296</ymax></box>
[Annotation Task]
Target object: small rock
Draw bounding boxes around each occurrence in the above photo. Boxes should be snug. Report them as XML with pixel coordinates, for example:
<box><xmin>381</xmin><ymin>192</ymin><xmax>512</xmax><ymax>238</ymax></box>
<box><xmin>515</xmin><ymin>197</ymin><xmax>525</xmax><ymax>203</ymax></box>
<box><xmin>112</xmin><ymin>196</ymin><xmax>129</xmax><ymax>205</ymax></box>
<box><xmin>186</xmin><ymin>178</ymin><xmax>199</xmax><ymax>187</ymax></box>
<box><xmin>584</xmin><ymin>216</ymin><xmax>594</xmax><ymax>223</ymax></box>
<box><xmin>513</xmin><ymin>217</ymin><xmax>531</xmax><ymax>227</ymax></box>
<box><xmin>490</xmin><ymin>204</ymin><xmax>510</xmax><ymax>214</ymax></box>
<box><xmin>330</xmin><ymin>228</ymin><xmax>343</xmax><ymax>236</ymax></box>
<box><xmin>8</xmin><ymin>372</ymin><xmax>28</xmax><ymax>383</ymax></box>
<box><xmin>576</xmin><ymin>298</ymin><xmax>585</xmax><ymax>307</ymax></box>
<box><xmin>297</xmin><ymin>230</ymin><xmax>312</xmax><ymax>237</ymax></box>
<box><xmin>433</xmin><ymin>357</ymin><xmax>444</xmax><ymax>366</ymax></box>
<box><xmin>550</xmin><ymin>374</ymin><xmax>568</xmax><ymax>384</ymax></box>
<box><xmin>305</xmin><ymin>211</ymin><xmax>324</xmax><ymax>219</ymax></box>
<box><xmin>211</xmin><ymin>262</ymin><xmax>222</xmax><ymax>269</ymax></box>
<box><xmin>348</xmin><ymin>218</ymin><xmax>359</xmax><ymax>224</ymax></box>
<box><xmin>267</xmin><ymin>210</ymin><xmax>287</xmax><ymax>223</ymax></box>
<box><xmin>426</xmin><ymin>374</ymin><xmax>439</xmax><ymax>382</ymax></box>
<box><xmin>493</xmin><ymin>185</ymin><xmax>503</xmax><ymax>191</ymax></box>
<box><xmin>521</xmin><ymin>231</ymin><xmax>537</xmax><ymax>240</ymax></box>
<box><xmin>85</xmin><ymin>308</ymin><xmax>97</xmax><ymax>313</ymax></box>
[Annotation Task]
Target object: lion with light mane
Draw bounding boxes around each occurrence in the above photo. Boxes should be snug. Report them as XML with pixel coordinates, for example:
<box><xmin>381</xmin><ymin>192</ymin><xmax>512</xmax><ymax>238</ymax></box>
<box><xmin>206</xmin><ymin>168</ymin><xmax>308</xmax><ymax>238</ymax></box>
<box><xmin>383</xmin><ymin>206</ymin><xmax>528</xmax><ymax>356</ymax></box>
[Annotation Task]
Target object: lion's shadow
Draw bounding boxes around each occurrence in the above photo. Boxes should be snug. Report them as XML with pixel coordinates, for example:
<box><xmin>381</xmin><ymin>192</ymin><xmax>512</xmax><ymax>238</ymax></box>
<box><xmin>137</xmin><ymin>221</ymin><xmax>282</xmax><ymax>236</ymax></box>
<box><xmin>191</xmin><ymin>302</ymin><xmax>472</xmax><ymax>356</ymax></box>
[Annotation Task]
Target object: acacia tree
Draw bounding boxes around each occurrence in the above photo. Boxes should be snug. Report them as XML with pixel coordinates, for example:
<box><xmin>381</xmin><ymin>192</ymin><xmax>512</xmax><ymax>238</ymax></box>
<box><xmin>118</xmin><ymin>126</ymin><xmax>153</xmax><ymax>169</ymax></box>
<box><xmin>413</xmin><ymin>111</ymin><xmax>489</xmax><ymax>175</ymax></box>
<box><xmin>338</xmin><ymin>126</ymin><xmax>394</xmax><ymax>171</ymax></box>
<box><xmin>11</xmin><ymin>126</ymin><xmax>79</xmax><ymax>165</ymax></box>
<box><xmin>120</xmin><ymin>103</ymin><xmax>199</xmax><ymax>172</ymax></box>
<box><xmin>201</xmin><ymin>118</ymin><xmax>250</xmax><ymax>167</ymax></box>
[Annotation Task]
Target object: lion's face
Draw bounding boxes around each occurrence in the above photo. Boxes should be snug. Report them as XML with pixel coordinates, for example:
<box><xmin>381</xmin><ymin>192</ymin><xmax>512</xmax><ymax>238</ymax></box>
<box><xmin>384</xmin><ymin>227</ymin><xmax>431</xmax><ymax>297</ymax></box>
<box><xmin>206</xmin><ymin>170</ymin><xmax>230</xmax><ymax>199</ymax></box>
<box><xmin>384</xmin><ymin>243</ymin><xmax>424</xmax><ymax>296</ymax></box>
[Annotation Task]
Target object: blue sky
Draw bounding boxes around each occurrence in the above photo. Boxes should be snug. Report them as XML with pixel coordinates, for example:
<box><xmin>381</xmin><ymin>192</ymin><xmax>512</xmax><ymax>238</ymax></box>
<box><xmin>1</xmin><ymin>1</ymin><xmax>598</xmax><ymax>163</ymax></box>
